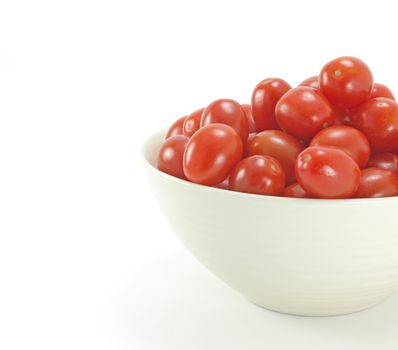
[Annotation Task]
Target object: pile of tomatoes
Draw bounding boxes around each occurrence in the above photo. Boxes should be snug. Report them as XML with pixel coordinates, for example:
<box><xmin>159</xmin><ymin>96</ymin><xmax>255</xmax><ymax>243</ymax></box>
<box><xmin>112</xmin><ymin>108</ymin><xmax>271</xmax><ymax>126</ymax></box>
<box><xmin>157</xmin><ymin>56</ymin><xmax>398</xmax><ymax>199</ymax></box>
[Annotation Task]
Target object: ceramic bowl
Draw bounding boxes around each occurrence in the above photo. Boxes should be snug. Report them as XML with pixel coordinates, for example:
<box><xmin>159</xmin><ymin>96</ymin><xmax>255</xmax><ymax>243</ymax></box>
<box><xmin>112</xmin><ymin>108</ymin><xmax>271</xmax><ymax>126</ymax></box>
<box><xmin>141</xmin><ymin>129</ymin><xmax>398</xmax><ymax>316</ymax></box>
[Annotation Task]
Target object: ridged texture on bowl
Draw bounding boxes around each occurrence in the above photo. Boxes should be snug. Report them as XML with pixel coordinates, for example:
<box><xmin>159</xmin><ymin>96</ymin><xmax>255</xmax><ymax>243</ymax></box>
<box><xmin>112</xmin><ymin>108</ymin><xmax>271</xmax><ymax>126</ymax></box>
<box><xmin>142</xmin><ymin>130</ymin><xmax>398</xmax><ymax>316</ymax></box>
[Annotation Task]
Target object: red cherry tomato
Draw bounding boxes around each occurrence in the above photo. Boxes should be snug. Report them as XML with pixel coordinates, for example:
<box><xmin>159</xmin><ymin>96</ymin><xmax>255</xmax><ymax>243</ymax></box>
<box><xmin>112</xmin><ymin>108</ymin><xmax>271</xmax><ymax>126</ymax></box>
<box><xmin>351</xmin><ymin>98</ymin><xmax>398</xmax><ymax>152</ymax></box>
<box><xmin>320</xmin><ymin>56</ymin><xmax>373</xmax><ymax>109</ymax></box>
<box><xmin>299</xmin><ymin>139</ymin><xmax>310</xmax><ymax>148</ymax></box>
<box><xmin>183</xmin><ymin>124</ymin><xmax>243</xmax><ymax>186</ymax></box>
<box><xmin>295</xmin><ymin>146</ymin><xmax>360</xmax><ymax>199</ymax></box>
<box><xmin>228</xmin><ymin>155</ymin><xmax>285</xmax><ymax>196</ymax></box>
<box><xmin>183</xmin><ymin>108</ymin><xmax>204</xmax><ymax>137</ymax></box>
<box><xmin>298</xmin><ymin>76</ymin><xmax>319</xmax><ymax>89</ymax></box>
<box><xmin>251</xmin><ymin>78</ymin><xmax>291</xmax><ymax>131</ymax></box>
<box><xmin>370</xmin><ymin>83</ymin><xmax>395</xmax><ymax>100</ymax></box>
<box><xmin>166</xmin><ymin>116</ymin><xmax>186</xmax><ymax>138</ymax></box>
<box><xmin>248</xmin><ymin>130</ymin><xmax>304</xmax><ymax>184</ymax></box>
<box><xmin>201</xmin><ymin>99</ymin><xmax>249</xmax><ymax>143</ymax></box>
<box><xmin>355</xmin><ymin>168</ymin><xmax>398</xmax><ymax>198</ymax></box>
<box><xmin>244</xmin><ymin>132</ymin><xmax>257</xmax><ymax>157</ymax></box>
<box><xmin>368</xmin><ymin>153</ymin><xmax>398</xmax><ymax>175</ymax></box>
<box><xmin>214</xmin><ymin>178</ymin><xmax>229</xmax><ymax>190</ymax></box>
<box><xmin>157</xmin><ymin>135</ymin><xmax>189</xmax><ymax>179</ymax></box>
<box><xmin>275</xmin><ymin>86</ymin><xmax>334</xmax><ymax>140</ymax></box>
<box><xmin>332</xmin><ymin>107</ymin><xmax>354</xmax><ymax>126</ymax></box>
<box><xmin>241</xmin><ymin>104</ymin><xmax>256</xmax><ymax>133</ymax></box>
<box><xmin>310</xmin><ymin>125</ymin><xmax>370</xmax><ymax>168</ymax></box>
<box><xmin>283</xmin><ymin>183</ymin><xmax>311</xmax><ymax>198</ymax></box>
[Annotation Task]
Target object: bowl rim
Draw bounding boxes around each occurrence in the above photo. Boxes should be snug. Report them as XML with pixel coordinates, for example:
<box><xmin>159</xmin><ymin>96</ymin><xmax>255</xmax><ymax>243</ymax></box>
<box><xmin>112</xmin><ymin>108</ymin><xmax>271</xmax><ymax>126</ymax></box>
<box><xmin>141</xmin><ymin>128</ymin><xmax>398</xmax><ymax>204</ymax></box>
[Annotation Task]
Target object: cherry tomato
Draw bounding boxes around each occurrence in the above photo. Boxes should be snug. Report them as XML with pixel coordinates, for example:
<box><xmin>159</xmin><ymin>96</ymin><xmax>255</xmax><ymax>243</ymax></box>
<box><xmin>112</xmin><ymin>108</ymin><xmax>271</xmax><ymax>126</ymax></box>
<box><xmin>241</xmin><ymin>104</ymin><xmax>256</xmax><ymax>133</ymax></box>
<box><xmin>248</xmin><ymin>130</ymin><xmax>304</xmax><ymax>184</ymax></box>
<box><xmin>275</xmin><ymin>86</ymin><xmax>334</xmax><ymax>140</ymax></box>
<box><xmin>283</xmin><ymin>183</ymin><xmax>311</xmax><ymax>198</ymax></box>
<box><xmin>299</xmin><ymin>139</ymin><xmax>309</xmax><ymax>148</ymax></box>
<box><xmin>351</xmin><ymin>98</ymin><xmax>398</xmax><ymax>152</ymax></box>
<box><xmin>320</xmin><ymin>56</ymin><xmax>373</xmax><ymax>109</ymax></box>
<box><xmin>355</xmin><ymin>168</ymin><xmax>398</xmax><ymax>198</ymax></box>
<box><xmin>370</xmin><ymin>83</ymin><xmax>395</xmax><ymax>100</ymax></box>
<box><xmin>368</xmin><ymin>153</ymin><xmax>398</xmax><ymax>175</ymax></box>
<box><xmin>214</xmin><ymin>178</ymin><xmax>229</xmax><ymax>190</ymax></box>
<box><xmin>295</xmin><ymin>146</ymin><xmax>360</xmax><ymax>199</ymax></box>
<box><xmin>251</xmin><ymin>78</ymin><xmax>291</xmax><ymax>131</ymax></box>
<box><xmin>183</xmin><ymin>124</ymin><xmax>243</xmax><ymax>185</ymax></box>
<box><xmin>332</xmin><ymin>107</ymin><xmax>354</xmax><ymax>126</ymax></box>
<box><xmin>166</xmin><ymin>116</ymin><xmax>186</xmax><ymax>138</ymax></box>
<box><xmin>244</xmin><ymin>132</ymin><xmax>257</xmax><ymax>157</ymax></box>
<box><xmin>157</xmin><ymin>135</ymin><xmax>189</xmax><ymax>179</ymax></box>
<box><xmin>298</xmin><ymin>76</ymin><xmax>319</xmax><ymax>89</ymax></box>
<box><xmin>228</xmin><ymin>155</ymin><xmax>285</xmax><ymax>196</ymax></box>
<box><xmin>310</xmin><ymin>125</ymin><xmax>370</xmax><ymax>168</ymax></box>
<box><xmin>201</xmin><ymin>99</ymin><xmax>248</xmax><ymax>143</ymax></box>
<box><xmin>183</xmin><ymin>108</ymin><xmax>204</xmax><ymax>137</ymax></box>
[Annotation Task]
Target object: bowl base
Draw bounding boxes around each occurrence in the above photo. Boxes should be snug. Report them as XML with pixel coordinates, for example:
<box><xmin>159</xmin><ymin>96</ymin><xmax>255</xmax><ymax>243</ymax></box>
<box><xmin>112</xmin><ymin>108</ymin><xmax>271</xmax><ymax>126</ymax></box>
<box><xmin>247</xmin><ymin>297</ymin><xmax>386</xmax><ymax>317</ymax></box>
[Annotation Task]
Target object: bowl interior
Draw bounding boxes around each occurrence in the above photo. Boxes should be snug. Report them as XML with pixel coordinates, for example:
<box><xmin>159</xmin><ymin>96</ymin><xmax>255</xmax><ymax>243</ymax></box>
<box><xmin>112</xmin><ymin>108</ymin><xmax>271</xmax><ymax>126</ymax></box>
<box><xmin>142</xmin><ymin>129</ymin><xmax>165</xmax><ymax>168</ymax></box>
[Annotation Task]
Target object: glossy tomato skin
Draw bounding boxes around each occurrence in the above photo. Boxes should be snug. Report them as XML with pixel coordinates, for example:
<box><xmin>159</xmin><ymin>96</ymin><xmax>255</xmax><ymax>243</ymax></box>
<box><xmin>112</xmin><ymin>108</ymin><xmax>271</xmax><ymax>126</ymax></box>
<box><xmin>241</xmin><ymin>104</ymin><xmax>256</xmax><ymax>133</ymax></box>
<box><xmin>201</xmin><ymin>99</ymin><xmax>248</xmax><ymax>143</ymax></box>
<box><xmin>368</xmin><ymin>153</ymin><xmax>398</xmax><ymax>175</ymax></box>
<box><xmin>251</xmin><ymin>78</ymin><xmax>291</xmax><ymax>132</ymax></box>
<box><xmin>244</xmin><ymin>132</ymin><xmax>257</xmax><ymax>157</ymax></box>
<box><xmin>370</xmin><ymin>83</ymin><xmax>395</xmax><ymax>100</ymax></box>
<box><xmin>228</xmin><ymin>155</ymin><xmax>285</xmax><ymax>196</ymax></box>
<box><xmin>214</xmin><ymin>178</ymin><xmax>229</xmax><ymax>190</ymax></box>
<box><xmin>157</xmin><ymin>135</ymin><xmax>189</xmax><ymax>179</ymax></box>
<box><xmin>295</xmin><ymin>146</ymin><xmax>360</xmax><ymax>199</ymax></box>
<box><xmin>275</xmin><ymin>86</ymin><xmax>334</xmax><ymax>140</ymax></box>
<box><xmin>332</xmin><ymin>108</ymin><xmax>354</xmax><ymax>126</ymax></box>
<box><xmin>310</xmin><ymin>125</ymin><xmax>370</xmax><ymax>168</ymax></box>
<box><xmin>283</xmin><ymin>183</ymin><xmax>311</xmax><ymax>198</ymax></box>
<box><xmin>355</xmin><ymin>168</ymin><xmax>398</xmax><ymax>198</ymax></box>
<box><xmin>320</xmin><ymin>56</ymin><xmax>373</xmax><ymax>109</ymax></box>
<box><xmin>183</xmin><ymin>124</ymin><xmax>243</xmax><ymax>186</ymax></box>
<box><xmin>298</xmin><ymin>76</ymin><xmax>319</xmax><ymax>89</ymax></box>
<box><xmin>182</xmin><ymin>108</ymin><xmax>204</xmax><ymax>137</ymax></box>
<box><xmin>351</xmin><ymin>98</ymin><xmax>398</xmax><ymax>152</ymax></box>
<box><xmin>166</xmin><ymin>116</ymin><xmax>186</xmax><ymax>138</ymax></box>
<box><xmin>248</xmin><ymin>130</ymin><xmax>304</xmax><ymax>184</ymax></box>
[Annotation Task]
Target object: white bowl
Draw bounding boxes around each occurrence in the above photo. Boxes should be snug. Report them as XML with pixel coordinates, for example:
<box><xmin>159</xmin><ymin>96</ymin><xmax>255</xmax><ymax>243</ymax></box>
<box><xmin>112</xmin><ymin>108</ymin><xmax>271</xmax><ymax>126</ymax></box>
<box><xmin>141</xmin><ymin>129</ymin><xmax>398</xmax><ymax>316</ymax></box>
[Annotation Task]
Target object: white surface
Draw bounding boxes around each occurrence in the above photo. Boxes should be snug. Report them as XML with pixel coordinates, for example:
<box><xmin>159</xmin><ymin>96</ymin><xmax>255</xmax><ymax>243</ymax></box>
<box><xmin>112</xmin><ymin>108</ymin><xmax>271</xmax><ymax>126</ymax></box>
<box><xmin>0</xmin><ymin>0</ymin><xmax>398</xmax><ymax>349</ymax></box>
<box><xmin>143</xmin><ymin>129</ymin><xmax>398</xmax><ymax>316</ymax></box>
<box><xmin>115</xmin><ymin>248</ymin><xmax>398</xmax><ymax>350</ymax></box>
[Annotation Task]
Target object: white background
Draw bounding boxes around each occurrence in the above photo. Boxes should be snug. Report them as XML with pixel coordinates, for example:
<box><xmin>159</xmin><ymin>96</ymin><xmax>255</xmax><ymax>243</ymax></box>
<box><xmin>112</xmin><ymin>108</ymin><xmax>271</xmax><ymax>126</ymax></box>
<box><xmin>1</xmin><ymin>0</ymin><xmax>398</xmax><ymax>349</ymax></box>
